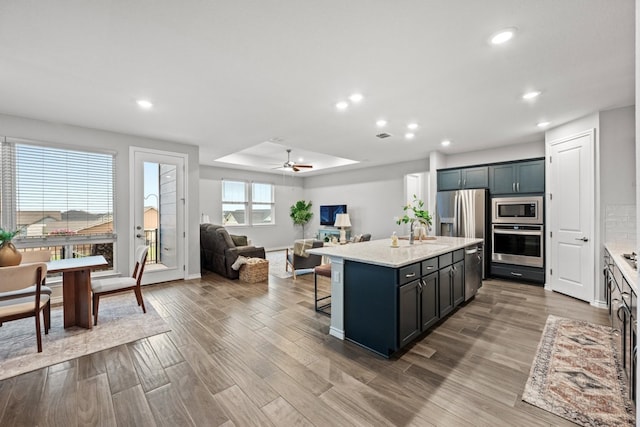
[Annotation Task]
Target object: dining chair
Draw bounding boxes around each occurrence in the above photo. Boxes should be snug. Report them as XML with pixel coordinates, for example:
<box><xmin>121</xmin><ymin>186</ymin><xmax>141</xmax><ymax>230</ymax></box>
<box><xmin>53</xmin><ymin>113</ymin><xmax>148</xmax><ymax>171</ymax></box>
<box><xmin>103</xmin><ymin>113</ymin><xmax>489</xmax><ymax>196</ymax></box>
<box><xmin>0</xmin><ymin>262</ymin><xmax>50</xmax><ymax>352</ymax></box>
<box><xmin>20</xmin><ymin>249</ymin><xmax>52</xmax><ymax>264</ymax></box>
<box><xmin>91</xmin><ymin>246</ymin><xmax>149</xmax><ymax>325</ymax></box>
<box><xmin>16</xmin><ymin>249</ymin><xmax>53</xmax><ymax>328</ymax></box>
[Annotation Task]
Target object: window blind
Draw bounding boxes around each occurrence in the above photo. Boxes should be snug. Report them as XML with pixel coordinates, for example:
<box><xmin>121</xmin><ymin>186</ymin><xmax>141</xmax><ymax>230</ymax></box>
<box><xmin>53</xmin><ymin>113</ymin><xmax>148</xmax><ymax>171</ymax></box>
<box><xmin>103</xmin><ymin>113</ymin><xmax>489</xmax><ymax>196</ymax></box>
<box><xmin>0</xmin><ymin>138</ymin><xmax>115</xmax><ymax>240</ymax></box>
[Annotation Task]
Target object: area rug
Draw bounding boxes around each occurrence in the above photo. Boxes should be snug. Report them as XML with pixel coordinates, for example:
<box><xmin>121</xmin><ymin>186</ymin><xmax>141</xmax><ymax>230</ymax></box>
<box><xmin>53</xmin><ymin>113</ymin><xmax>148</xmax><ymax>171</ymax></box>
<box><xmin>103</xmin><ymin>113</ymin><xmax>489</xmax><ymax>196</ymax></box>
<box><xmin>523</xmin><ymin>315</ymin><xmax>634</xmax><ymax>426</ymax></box>
<box><xmin>0</xmin><ymin>294</ymin><xmax>170</xmax><ymax>381</ymax></box>
<box><xmin>266</xmin><ymin>250</ymin><xmax>313</xmax><ymax>279</ymax></box>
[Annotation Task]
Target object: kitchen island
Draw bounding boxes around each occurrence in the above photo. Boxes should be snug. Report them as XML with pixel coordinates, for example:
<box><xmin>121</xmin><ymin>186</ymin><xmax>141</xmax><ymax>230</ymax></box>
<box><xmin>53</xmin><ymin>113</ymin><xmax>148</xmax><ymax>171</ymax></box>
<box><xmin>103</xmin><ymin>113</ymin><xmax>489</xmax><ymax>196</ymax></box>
<box><xmin>308</xmin><ymin>236</ymin><xmax>483</xmax><ymax>357</ymax></box>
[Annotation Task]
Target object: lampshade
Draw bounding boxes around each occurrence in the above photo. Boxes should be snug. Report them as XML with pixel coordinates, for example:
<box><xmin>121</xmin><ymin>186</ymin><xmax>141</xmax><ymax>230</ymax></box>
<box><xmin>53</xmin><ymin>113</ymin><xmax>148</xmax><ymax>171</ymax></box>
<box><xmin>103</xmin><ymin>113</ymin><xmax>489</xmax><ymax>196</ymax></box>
<box><xmin>334</xmin><ymin>213</ymin><xmax>351</xmax><ymax>228</ymax></box>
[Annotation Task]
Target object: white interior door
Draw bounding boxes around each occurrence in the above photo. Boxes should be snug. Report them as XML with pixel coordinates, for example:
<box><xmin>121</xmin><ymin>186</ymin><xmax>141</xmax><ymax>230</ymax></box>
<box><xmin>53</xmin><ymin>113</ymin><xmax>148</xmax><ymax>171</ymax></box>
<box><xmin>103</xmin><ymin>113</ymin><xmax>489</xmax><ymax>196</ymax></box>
<box><xmin>548</xmin><ymin>130</ymin><xmax>595</xmax><ymax>302</ymax></box>
<box><xmin>132</xmin><ymin>148</ymin><xmax>186</xmax><ymax>284</ymax></box>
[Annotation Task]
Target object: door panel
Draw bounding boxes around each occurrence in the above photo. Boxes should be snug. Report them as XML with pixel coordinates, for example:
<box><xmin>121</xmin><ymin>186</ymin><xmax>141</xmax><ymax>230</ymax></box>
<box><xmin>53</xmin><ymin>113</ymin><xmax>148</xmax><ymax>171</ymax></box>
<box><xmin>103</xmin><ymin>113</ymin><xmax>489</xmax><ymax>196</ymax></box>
<box><xmin>132</xmin><ymin>149</ymin><xmax>185</xmax><ymax>284</ymax></box>
<box><xmin>549</xmin><ymin>131</ymin><xmax>594</xmax><ymax>301</ymax></box>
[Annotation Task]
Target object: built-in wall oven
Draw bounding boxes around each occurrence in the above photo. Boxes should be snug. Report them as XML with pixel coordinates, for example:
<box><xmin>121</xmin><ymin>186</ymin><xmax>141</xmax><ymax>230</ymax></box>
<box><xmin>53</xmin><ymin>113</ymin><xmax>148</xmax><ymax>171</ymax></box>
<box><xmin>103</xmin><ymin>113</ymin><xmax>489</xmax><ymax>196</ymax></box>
<box><xmin>491</xmin><ymin>196</ymin><xmax>544</xmax><ymax>268</ymax></box>
<box><xmin>492</xmin><ymin>224</ymin><xmax>544</xmax><ymax>267</ymax></box>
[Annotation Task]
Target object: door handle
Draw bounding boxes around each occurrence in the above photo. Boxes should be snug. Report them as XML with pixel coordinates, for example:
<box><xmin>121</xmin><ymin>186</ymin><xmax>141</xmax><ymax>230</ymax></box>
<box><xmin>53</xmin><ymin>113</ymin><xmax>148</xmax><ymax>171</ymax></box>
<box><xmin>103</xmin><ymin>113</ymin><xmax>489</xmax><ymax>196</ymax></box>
<box><xmin>512</xmin><ymin>182</ymin><xmax>515</xmax><ymax>192</ymax></box>
<box><xmin>136</xmin><ymin>234</ymin><xmax>143</xmax><ymax>238</ymax></box>
<box><xmin>575</xmin><ymin>237</ymin><xmax>589</xmax><ymax>242</ymax></box>
<box><xmin>516</xmin><ymin>182</ymin><xmax>520</xmax><ymax>192</ymax></box>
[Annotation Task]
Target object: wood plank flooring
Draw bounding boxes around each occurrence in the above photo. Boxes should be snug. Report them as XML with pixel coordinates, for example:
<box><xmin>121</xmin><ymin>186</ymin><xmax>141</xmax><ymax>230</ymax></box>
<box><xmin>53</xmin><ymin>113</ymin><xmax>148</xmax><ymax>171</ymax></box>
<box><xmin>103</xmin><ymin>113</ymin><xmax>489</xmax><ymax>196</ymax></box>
<box><xmin>0</xmin><ymin>271</ymin><xmax>609</xmax><ymax>426</ymax></box>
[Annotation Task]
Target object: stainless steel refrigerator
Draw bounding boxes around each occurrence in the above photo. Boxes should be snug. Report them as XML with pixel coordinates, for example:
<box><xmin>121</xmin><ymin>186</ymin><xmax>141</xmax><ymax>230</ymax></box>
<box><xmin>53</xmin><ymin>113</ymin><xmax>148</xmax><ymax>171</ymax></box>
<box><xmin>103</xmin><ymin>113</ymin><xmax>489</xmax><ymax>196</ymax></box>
<box><xmin>436</xmin><ymin>189</ymin><xmax>489</xmax><ymax>281</ymax></box>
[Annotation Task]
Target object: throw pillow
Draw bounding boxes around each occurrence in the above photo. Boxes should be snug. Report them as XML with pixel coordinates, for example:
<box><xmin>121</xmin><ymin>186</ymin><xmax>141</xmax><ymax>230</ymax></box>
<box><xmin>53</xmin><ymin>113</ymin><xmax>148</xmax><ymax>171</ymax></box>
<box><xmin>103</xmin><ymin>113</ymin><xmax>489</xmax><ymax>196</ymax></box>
<box><xmin>231</xmin><ymin>235</ymin><xmax>248</xmax><ymax>246</ymax></box>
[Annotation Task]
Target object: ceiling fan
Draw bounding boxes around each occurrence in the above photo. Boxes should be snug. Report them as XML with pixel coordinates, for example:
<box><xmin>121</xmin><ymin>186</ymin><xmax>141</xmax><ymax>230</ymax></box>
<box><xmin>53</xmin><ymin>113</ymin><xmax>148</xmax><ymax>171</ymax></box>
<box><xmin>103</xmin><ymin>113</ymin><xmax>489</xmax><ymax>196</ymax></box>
<box><xmin>281</xmin><ymin>149</ymin><xmax>312</xmax><ymax>172</ymax></box>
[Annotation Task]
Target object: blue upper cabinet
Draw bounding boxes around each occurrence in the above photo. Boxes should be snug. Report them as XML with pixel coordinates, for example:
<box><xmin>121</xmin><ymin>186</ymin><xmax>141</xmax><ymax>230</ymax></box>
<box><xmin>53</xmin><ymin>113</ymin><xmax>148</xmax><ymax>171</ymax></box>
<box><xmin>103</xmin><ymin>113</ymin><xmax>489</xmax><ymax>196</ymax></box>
<box><xmin>437</xmin><ymin>166</ymin><xmax>488</xmax><ymax>191</ymax></box>
<box><xmin>489</xmin><ymin>159</ymin><xmax>545</xmax><ymax>195</ymax></box>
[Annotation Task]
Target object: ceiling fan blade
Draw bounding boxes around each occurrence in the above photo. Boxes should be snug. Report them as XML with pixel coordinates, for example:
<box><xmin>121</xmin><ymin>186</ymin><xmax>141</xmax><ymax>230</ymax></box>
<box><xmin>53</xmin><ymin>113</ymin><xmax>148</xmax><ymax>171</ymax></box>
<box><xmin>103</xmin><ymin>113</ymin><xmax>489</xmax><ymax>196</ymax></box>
<box><xmin>294</xmin><ymin>164</ymin><xmax>313</xmax><ymax>168</ymax></box>
<box><xmin>292</xmin><ymin>166</ymin><xmax>300</xmax><ymax>172</ymax></box>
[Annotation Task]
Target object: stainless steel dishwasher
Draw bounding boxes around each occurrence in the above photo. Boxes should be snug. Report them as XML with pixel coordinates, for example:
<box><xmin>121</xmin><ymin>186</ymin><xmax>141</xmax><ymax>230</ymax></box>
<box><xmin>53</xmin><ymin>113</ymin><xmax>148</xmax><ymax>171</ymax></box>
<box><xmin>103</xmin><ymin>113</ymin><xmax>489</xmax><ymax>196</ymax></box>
<box><xmin>465</xmin><ymin>245</ymin><xmax>483</xmax><ymax>301</ymax></box>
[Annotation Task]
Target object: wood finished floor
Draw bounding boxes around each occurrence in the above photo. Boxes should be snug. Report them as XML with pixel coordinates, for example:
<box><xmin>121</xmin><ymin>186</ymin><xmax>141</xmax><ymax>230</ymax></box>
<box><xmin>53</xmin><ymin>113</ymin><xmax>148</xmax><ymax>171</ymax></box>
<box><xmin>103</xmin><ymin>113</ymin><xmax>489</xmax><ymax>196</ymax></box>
<box><xmin>0</xmin><ymin>271</ymin><xmax>609</xmax><ymax>426</ymax></box>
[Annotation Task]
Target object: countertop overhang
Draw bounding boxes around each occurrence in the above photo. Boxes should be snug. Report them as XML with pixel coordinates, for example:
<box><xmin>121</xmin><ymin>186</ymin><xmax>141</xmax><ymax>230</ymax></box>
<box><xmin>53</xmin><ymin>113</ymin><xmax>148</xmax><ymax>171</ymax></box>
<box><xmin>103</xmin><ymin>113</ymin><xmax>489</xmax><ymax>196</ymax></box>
<box><xmin>307</xmin><ymin>236</ymin><xmax>483</xmax><ymax>268</ymax></box>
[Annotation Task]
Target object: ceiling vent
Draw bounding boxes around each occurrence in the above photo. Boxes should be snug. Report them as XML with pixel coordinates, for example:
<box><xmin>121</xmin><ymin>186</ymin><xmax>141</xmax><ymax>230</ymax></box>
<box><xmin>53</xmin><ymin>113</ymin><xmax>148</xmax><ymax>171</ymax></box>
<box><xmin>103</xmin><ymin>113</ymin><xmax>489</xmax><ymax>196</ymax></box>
<box><xmin>376</xmin><ymin>133</ymin><xmax>392</xmax><ymax>139</ymax></box>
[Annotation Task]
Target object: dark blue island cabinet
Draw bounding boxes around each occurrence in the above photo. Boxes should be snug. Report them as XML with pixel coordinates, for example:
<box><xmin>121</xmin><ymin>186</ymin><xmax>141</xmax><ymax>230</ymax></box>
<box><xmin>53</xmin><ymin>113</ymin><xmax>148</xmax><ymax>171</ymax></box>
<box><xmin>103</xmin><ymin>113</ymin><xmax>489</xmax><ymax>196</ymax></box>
<box><xmin>343</xmin><ymin>249</ymin><xmax>465</xmax><ymax>358</ymax></box>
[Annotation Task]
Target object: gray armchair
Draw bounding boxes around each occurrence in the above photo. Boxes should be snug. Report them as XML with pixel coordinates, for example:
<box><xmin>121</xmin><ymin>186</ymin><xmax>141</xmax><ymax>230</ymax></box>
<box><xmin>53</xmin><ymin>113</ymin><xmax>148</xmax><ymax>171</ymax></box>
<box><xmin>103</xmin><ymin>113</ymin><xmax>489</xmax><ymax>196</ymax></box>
<box><xmin>200</xmin><ymin>224</ymin><xmax>266</xmax><ymax>279</ymax></box>
<box><xmin>285</xmin><ymin>240</ymin><xmax>324</xmax><ymax>279</ymax></box>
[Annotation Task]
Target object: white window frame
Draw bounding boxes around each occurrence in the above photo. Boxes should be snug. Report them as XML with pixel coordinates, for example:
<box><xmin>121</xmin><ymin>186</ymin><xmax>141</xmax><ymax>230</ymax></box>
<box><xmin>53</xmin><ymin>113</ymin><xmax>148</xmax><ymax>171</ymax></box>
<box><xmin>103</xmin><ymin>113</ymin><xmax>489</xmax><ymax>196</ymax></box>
<box><xmin>221</xmin><ymin>180</ymin><xmax>275</xmax><ymax>226</ymax></box>
<box><xmin>251</xmin><ymin>181</ymin><xmax>275</xmax><ymax>226</ymax></box>
<box><xmin>0</xmin><ymin>137</ymin><xmax>117</xmax><ymax>272</ymax></box>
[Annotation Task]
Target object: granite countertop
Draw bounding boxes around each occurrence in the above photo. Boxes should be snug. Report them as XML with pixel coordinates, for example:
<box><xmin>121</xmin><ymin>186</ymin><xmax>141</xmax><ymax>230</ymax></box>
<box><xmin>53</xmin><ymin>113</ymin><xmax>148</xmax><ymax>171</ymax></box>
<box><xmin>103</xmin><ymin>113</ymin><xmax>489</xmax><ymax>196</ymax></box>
<box><xmin>307</xmin><ymin>236</ymin><xmax>483</xmax><ymax>268</ymax></box>
<box><xmin>604</xmin><ymin>242</ymin><xmax>638</xmax><ymax>294</ymax></box>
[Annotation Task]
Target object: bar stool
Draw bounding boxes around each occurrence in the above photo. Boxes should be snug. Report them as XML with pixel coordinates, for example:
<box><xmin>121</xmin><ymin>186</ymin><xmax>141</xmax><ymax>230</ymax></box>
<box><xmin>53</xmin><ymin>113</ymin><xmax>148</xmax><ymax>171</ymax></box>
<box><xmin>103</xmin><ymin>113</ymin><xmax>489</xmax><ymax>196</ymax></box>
<box><xmin>313</xmin><ymin>263</ymin><xmax>332</xmax><ymax>315</ymax></box>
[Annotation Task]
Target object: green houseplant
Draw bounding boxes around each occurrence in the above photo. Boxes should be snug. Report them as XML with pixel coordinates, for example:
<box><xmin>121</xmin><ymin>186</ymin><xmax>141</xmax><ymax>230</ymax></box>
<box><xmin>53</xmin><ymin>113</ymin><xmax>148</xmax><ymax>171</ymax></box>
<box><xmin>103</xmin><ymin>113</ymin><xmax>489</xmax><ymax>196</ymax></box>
<box><xmin>0</xmin><ymin>227</ymin><xmax>22</xmax><ymax>267</ymax></box>
<box><xmin>290</xmin><ymin>200</ymin><xmax>313</xmax><ymax>238</ymax></box>
<box><xmin>396</xmin><ymin>195</ymin><xmax>433</xmax><ymax>244</ymax></box>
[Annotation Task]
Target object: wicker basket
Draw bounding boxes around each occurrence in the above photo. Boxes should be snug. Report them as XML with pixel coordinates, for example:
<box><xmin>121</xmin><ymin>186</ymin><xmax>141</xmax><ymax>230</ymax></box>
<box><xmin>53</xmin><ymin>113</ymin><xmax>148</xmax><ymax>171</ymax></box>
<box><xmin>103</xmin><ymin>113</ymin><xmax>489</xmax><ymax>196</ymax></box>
<box><xmin>239</xmin><ymin>258</ymin><xmax>269</xmax><ymax>283</ymax></box>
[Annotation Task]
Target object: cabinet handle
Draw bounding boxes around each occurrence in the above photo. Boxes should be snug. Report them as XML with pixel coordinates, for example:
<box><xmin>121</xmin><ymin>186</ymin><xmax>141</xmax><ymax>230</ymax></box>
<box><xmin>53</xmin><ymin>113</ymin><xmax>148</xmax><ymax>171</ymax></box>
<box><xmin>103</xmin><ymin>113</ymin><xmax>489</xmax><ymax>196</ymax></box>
<box><xmin>458</xmin><ymin>179</ymin><xmax>461</xmax><ymax>187</ymax></box>
<box><xmin>617</xmin><ymin>306</ymin><xmax>625</xmax><ymax>322</ymax></box>
<box><xmin>405</xmin><ymin>272</ymin><xmax>416</xmax><ymax>278</ymax></box>
<box><xmin>510</xmin><ymin>272</ymin><xmax>523</xmax><ymax>277</ymax></box>
<box><xmin>425</xmin><ymin>266</ymin><xmax>434</xmax><ymax>270</ymax></box>
<box><xmin>512</xmin><ymin>182</ymin><xmax>515</xmax><ymax>192</ymax></box>
<box><xmin>516</xmin><ymin>182</ymin><xmax>520</xmax><ymax>192</ymax></box>
<box><xmin>418</xmin><ymin>279</ymin><xmax>425</xmax><ymax>292</ymax></box>
<box><xmin>463</xmin><ymin>179</ymin><xmax>466</xmax><ymax>187</ymax></box>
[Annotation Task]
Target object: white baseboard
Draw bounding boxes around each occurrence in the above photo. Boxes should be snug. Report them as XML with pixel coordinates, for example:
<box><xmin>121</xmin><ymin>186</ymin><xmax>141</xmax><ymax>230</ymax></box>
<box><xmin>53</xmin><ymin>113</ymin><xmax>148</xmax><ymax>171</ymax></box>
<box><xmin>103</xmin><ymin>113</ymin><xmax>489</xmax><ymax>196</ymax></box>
<box><xmin>187</xmin><ymin>273</ymin><xmax>201</xmax><ymax>280</ymax></box>
<box><xmin>329</xmin><ymin>326</ymin><xmax>345</xmax><ymax>340</ymax></box>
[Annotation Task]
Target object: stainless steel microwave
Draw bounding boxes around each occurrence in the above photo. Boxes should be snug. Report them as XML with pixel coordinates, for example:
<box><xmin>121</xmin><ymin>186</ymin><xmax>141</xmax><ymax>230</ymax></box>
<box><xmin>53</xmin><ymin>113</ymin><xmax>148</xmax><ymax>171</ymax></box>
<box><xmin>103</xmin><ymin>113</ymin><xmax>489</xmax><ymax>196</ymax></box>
<box><xmin>492</xmin><ymin>196</ymin><xmax>543</xmax><ymax>224</ymax></box>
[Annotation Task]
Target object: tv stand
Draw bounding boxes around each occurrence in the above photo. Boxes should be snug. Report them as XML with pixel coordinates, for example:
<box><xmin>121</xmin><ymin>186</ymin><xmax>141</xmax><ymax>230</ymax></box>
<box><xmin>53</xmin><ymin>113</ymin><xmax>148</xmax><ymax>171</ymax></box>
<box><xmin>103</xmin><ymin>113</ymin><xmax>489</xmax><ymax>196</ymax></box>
<box><xmin>318</xmin><ymin>228</ymin><xmax>350</xmax><ymax>242</ymax></box>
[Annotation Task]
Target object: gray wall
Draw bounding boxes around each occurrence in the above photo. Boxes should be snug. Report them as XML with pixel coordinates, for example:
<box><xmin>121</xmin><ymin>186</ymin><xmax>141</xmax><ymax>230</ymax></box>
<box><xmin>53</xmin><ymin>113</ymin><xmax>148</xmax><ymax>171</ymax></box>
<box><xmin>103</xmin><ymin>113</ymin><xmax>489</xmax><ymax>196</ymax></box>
<box><xmin>0</xmin><ymin>112</ymin><xmax>201</xmax><ymax>278</ymax></box>
<box><xmin>199</xmin><ymin>165</ymin><xmax>304</xmax><ymax>250</ymax></box>
<box><xmin>303</xmin><ymin>159</ymin><xmax>429</xmax><ymax>241</ymax></box>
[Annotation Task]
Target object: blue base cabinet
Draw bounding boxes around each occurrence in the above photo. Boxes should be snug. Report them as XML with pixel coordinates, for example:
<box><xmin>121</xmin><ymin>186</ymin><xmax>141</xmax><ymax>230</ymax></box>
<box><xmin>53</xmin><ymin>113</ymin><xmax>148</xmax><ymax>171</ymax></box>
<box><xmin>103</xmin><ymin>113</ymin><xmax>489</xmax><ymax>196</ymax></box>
<box><xmin>344</xmin><ymin>248</ymin><xmax>467</xmax><ymax>358</ymax></box>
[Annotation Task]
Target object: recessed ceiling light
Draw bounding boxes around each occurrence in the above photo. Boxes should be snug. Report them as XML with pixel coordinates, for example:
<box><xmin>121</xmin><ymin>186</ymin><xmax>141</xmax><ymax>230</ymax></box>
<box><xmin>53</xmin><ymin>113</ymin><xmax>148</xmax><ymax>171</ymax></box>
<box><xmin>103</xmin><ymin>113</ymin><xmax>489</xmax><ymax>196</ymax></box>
<box><xmin>349</xmin><ymin>93</ymin><xmax>364</xmax><ymax>103</ymax></box>
<box><xmin>376</xmin><ymin>119</ymin><xmax>387</xmax><ymax>127</ymax></box>
<box><xmin>522</xmin><ymin>91</ymin><xmax>541</xmax><ymax>100</ymax></box>
<box><xmin>335</xmin><ymin>101</ymin><xmax>348</xmax><ymax>110</ymax></box>
<box><xmin>405</xmin><ymin>133</ymin><xmax>415</xmax><ymax>140</ymax></box>
<box><xmin>490</xmin><ymin>28</ymin><xmax>516</xmax><ymax>45</ymax></box>
<box><xmin>537</xmin><ymin>121</ymin><xmax>550</xmax><ymax>128</ymax></box>
<box><xmin>407</xmin><ymin>123</ymin><xmax>418</xmax><ymax>130</ymax></box>
<box><xmin>298</xmin><ymin>157</ymin><xmax>304</xmax><ymax>162</ymax></box>
<box><xmin>441</xmin><ymin>139</ymin><xmax>451</xmax><ymax>147</ymax></box>
<box><xmin>136</xmin><ymin>99</ymin><xmax>153</xmax><ymax>109</ymax></box>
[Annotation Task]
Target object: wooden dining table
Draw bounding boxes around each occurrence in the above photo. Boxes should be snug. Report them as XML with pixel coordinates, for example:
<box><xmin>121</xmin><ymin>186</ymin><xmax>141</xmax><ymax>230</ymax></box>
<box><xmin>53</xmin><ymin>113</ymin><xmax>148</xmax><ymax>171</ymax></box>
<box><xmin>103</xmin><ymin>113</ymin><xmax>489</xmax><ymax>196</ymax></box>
<box><xmin>47</xmin><ymin>255</ymin><xmax>108</xmax><ymax>329</ymax></box>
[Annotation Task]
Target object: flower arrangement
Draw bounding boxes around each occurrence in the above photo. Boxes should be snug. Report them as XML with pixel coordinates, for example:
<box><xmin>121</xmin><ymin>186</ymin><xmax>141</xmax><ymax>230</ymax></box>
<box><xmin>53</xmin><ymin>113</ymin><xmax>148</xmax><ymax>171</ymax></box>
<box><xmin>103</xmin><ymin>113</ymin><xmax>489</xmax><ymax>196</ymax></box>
<box><xmin>396</xmin><ymin>195</ymin><xmax>432</xmax><ymax>229</ymax></box>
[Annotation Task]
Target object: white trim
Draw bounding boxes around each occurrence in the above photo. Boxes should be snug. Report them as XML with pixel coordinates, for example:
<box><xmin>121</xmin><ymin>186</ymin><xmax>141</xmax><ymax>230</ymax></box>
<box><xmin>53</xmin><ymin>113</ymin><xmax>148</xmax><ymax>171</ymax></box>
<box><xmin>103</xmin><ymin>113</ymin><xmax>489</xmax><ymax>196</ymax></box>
<box><xmin>130</xmin><ymin>146</ymin><xmax>189</xmax><ymax>282</ymax></box>
<box><xmin>187</xmin><ymin>273</ymin><xmax>201</xmax><ymax>280</ymax></box>
<box><xmin>329</xmin><ymin>326</ymin><xmax>345</xmax><ymax>340</ymax></box>
<box><xmin>545</xmin><ymin>128</ymin><xmax>598</xmax><ymax>304</ymax></box>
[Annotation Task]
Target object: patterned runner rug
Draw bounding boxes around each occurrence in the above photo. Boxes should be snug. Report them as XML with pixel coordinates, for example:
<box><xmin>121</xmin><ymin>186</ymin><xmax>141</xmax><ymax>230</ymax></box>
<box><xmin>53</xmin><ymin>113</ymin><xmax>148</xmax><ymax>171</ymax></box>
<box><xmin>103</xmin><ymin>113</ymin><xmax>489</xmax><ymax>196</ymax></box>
<box><xmin>0</xmin><ymin>293</ymin><xmax>170</xmax><ymax>381</ymax></box>
<box><xmin>523</xmin><ymin>315</ymin><xmax>634</xmax><ymax>426</ymax></box>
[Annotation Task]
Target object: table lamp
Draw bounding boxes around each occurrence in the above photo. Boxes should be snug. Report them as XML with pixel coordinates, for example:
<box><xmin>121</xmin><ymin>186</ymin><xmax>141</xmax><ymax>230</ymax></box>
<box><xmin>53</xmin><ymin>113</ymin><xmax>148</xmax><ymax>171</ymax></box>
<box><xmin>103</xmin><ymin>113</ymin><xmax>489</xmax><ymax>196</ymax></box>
<box><xmin>334</xmin><ymin>213</ymin><xmax>352</xmax><ymax>244</ymax></box>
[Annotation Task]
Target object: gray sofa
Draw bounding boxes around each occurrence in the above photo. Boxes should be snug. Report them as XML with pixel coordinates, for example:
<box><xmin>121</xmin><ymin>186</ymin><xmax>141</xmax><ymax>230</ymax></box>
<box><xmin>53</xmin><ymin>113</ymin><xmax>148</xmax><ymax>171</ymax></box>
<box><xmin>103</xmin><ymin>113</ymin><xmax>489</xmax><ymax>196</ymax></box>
<box><xmin>200</xmin><ymin>224</ymin><xmax>266</xmax><ymax>279</ymax></box>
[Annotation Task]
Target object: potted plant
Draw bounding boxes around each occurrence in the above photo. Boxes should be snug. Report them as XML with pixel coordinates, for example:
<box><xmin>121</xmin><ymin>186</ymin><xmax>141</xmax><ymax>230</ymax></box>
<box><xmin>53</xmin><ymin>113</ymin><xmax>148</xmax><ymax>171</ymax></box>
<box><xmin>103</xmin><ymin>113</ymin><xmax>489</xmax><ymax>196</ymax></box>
<box><xmin>290</xmin><ymin>200</ymin><xmax>313</xmax><ymax>238</ymax></box>
<box><xmin>396</xmin><ymin>195</ymin><xmax>433</xmax><ymax>244</ymax></box>
<box><xmin>0</xmin><ymin>227</ymin><xmax>22</xmax><ymax>267</ymax></box>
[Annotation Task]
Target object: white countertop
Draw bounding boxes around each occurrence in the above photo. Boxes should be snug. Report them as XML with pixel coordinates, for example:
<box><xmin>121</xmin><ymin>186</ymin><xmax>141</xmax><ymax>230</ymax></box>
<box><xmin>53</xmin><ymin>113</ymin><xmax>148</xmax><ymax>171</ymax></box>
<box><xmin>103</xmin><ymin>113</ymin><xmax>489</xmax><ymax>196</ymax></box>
<box><xmin>307</xmin><ymin>236</ymin><xmax>483</xmax><ymax>268</ymax></box>
<box><xmin>604</xmin><ymin>242</ymin><xmax>638</xmax><ymax>294</ymax></box>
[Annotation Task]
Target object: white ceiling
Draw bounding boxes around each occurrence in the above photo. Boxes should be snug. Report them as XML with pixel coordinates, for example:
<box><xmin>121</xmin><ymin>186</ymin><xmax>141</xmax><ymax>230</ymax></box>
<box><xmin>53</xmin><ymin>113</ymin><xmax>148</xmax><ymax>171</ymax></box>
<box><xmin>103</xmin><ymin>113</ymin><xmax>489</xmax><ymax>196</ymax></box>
<box><xmin>0</xmin><ymin>1</ymin><xmax>634</xmax><ymax>176</ymax></box>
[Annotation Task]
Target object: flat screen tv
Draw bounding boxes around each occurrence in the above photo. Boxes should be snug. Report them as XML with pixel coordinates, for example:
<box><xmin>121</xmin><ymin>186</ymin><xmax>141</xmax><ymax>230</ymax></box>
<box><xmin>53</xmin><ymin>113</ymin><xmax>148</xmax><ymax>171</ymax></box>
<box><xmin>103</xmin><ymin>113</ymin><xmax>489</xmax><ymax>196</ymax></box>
<box><xmin>320</xmin><ymin>204</ymin><xmax>347</xmax><ymax>226</ymax></box>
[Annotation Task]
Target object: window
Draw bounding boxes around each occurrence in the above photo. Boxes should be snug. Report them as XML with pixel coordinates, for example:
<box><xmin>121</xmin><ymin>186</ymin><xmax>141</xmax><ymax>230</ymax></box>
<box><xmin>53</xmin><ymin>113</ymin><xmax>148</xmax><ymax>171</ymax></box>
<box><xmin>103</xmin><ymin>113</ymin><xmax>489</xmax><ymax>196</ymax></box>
<box><xmin>251</xmin><ymin>182</ymin><xmax>274</xmax><ymax>225</ymax></box>
<box><xmin>221</xmin><ymin>180</ymin><xmax>274</xmax><ymax>226</ymax></box>
<box><xmin>0</xmin><ymin>137</ymin><xmax>116</xmax><ymax>270</ymax></box>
